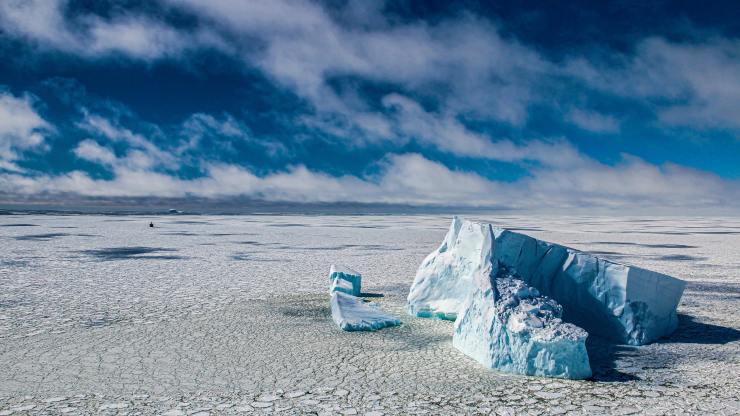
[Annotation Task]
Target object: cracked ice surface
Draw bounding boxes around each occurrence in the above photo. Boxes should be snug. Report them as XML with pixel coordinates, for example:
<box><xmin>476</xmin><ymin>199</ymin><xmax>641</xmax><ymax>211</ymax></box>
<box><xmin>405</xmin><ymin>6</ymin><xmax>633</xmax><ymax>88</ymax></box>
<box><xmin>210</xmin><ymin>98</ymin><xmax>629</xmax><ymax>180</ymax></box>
<box><xmin>453</xmin><ymin>273</ymin><xmax>591</xmax><ymax>379</ymax></box>
<box><xmin>1</xmin><ymin>214</ymin><xmax>739</xmax><ymax>414</ymax></box>
<box><xmin>409</xmin><ymin>217</ymin><xmax>686</xmax><ymax>345</ymax></box>
<box><xmin>331</xmin><ymin>292</ymin><xmax>400</xmax><ymax>331</ymax></box>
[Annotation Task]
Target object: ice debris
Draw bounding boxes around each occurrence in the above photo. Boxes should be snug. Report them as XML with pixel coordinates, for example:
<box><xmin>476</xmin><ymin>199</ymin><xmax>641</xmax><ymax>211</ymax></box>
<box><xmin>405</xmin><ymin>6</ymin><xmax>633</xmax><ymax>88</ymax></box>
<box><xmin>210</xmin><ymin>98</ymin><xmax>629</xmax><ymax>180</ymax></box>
<box><xmin>453</xmin><ymin>271</ymin><xmax>592</xmax><ymax>379</ymax></box>
<box><xmin>329</xmin><ymin>264</ymin><xmax>361</xmax><ymax>296</ymax></box>
<box><xmin>409</xmin><ymin>216</ymin><xmax>686</xmax><ymax>346</ymax></box>
<box><xmin>331</xmin><ymin>291</ymin><xmax>400</xmax><ymax>331</ymax></box>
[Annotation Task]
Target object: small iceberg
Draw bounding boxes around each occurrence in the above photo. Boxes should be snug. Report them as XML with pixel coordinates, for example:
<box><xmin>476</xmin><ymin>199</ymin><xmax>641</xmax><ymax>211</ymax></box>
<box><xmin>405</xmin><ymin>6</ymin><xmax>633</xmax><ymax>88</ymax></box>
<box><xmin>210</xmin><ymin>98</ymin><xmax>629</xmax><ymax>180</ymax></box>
<box><xmin>331</xmin><ymin>292</ymin><xmax>400</xmax><ymax>331</ymax></box>
<box><xmin>453</xmin><ymin>271</ymin><xmax>591</xmax><ymax>380</ymax></box>
<box><xmin>329</xmin><ymin>264</ymin><xmax>361</xmax><ymax>296</ymax></box>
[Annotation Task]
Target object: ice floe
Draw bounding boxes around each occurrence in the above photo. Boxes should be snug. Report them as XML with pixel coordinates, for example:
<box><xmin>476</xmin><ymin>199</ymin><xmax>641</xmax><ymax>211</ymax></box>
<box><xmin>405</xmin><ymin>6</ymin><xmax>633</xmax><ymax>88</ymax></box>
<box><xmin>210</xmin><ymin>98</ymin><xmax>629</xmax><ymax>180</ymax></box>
<box><xmin>330</xmin><ymin>292</ymin><xmax>400</xmax><ymax>331</ymax></box>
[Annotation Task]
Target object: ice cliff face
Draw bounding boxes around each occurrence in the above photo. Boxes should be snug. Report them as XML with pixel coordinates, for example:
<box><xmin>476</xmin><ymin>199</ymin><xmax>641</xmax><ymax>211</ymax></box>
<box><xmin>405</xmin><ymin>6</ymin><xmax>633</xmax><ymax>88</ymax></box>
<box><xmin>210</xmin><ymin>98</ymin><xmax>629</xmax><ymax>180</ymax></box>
<box><xmin>453</xmin><ymin>272</ymin><xmax>592</xmax><ymax>379</ymax></box>
<box><xmin>407</xmin><ymin>217</ymin><xmax>492</xmax><ymax>320</ymax></box>
<box><xmin>329</xmin><ymin>264</ymin><xmax>361</xmax><ymax>296</ymax></box>
<box><xmin>408</xmin><ymin>217</ymin><xmax>686</xmax><ymax>346</ymax></box>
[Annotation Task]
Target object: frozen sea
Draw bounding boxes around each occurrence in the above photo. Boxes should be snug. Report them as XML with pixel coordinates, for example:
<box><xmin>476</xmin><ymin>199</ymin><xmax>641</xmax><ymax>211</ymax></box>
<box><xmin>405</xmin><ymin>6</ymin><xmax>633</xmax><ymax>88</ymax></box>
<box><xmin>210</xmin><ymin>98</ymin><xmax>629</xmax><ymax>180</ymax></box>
<box><xmin>1</xmin><ymin>214</ymin><xmax>739</xmax><ymax>415</ymax></box>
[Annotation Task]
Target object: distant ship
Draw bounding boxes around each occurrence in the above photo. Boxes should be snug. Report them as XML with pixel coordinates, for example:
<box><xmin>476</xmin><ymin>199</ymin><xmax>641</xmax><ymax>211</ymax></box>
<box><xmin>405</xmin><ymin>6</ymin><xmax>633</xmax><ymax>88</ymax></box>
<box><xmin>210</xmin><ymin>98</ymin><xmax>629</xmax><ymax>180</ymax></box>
<box><xmin>167</xmin><ymin>209</ymin><xmax>182</xmax><ymax>214</ymax></box>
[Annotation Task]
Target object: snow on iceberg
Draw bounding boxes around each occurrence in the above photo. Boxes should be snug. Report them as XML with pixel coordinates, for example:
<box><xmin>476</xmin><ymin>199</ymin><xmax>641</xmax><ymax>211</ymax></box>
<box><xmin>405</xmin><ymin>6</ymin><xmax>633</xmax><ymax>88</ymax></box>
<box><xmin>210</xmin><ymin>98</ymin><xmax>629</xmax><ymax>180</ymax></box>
<box><xmin>453</xmin><ymin>272</ymin><xmax>591</xmax><ymax>379</ymax></box>
<box><xmin>329</xmin><ymin>264</ymin><xmax>361</xmax><ymax>296</ymax></box>
<box><xmin>409</xmin><ymin>217</ymin><xmax>686</xmax><ymax>345</ymax></box>
<box><xmin>331</xmin><ymin>292</ymin><xmax>400</xmax><ymax>331</ymax></box>
<box><xmin>407</xmin><ymin>217</ymin><xmax>491</xmax><ymax>320</ymax></box>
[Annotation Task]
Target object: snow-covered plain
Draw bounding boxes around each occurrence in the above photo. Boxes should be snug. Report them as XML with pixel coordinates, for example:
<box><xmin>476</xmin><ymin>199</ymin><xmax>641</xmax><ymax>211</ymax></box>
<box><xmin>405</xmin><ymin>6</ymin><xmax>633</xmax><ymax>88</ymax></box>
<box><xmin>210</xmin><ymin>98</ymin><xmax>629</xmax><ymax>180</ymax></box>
<box><xmin>0</xmin><ymin>214</ymin><xmax>739</xmax><ymax>414</ymax></box>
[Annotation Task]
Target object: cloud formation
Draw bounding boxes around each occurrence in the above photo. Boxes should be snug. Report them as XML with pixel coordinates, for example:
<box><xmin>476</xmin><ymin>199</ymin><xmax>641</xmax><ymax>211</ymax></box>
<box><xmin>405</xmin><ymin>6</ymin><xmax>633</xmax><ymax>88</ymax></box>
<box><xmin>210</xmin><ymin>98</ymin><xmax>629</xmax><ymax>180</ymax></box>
<box><xmin>3</xmin><ymin>0</ymin><xmax>739</xmax><ymax>141</ymax></box>
<box><xmin>0</xmin><ymin>91</ymin><xmax>52</xmax><ymax>172</ymax></box>
<box><xmin>0</xmin><ymin>1</ymin><xmax>738</xmax><ymax>212</ymax></box>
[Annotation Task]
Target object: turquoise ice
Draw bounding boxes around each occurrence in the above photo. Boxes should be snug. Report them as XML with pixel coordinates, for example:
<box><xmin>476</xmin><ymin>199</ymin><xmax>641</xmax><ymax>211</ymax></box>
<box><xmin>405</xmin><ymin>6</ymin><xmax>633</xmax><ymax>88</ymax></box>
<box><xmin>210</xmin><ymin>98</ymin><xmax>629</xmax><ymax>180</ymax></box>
<box><xmin>330</xmin><ymin>292</ymin><xmax>400</xmax><ymax>331</ymax></box>
<box><xmin>453</xmin><ymin>273</ymin><xmax>592</xmax><ymax>379</ymax></box>
<box><xmin>329</xmin><ymin>264</ymin><xmax>361</xmax><ymax>296</ymax></box>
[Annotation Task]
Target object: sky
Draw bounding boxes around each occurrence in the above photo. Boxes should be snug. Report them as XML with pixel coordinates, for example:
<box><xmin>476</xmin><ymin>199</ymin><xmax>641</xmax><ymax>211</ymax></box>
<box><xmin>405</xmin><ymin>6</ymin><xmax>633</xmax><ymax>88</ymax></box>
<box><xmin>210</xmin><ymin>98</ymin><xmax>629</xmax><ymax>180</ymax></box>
<box><xmin>0</xmin><ymin>0</ymin><xmax>739</xmax><ymax>213</ymax></box>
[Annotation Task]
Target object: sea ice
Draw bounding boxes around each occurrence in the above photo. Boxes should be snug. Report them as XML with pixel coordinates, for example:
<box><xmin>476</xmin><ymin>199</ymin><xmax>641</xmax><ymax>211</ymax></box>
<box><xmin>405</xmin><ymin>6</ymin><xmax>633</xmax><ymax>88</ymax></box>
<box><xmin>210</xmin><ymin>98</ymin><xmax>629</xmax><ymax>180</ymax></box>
<box><xmin>329</xmin><ymin>264</ymin><xmax>361</xmax><ymax>296</ymax></box>
<box><xmin>409</xmin><ymin>217</ymin><xmax>686</xmax><ymax>345</ymax></box>
<box><xmin>453</xmin><ymin>272</ymin><xmax>591</xmax><ymax>379</ymax></box>
<box><xmin>330</xmin><ymin>292</ymin><xmax>401</xmax><ymax>331</ymax></box>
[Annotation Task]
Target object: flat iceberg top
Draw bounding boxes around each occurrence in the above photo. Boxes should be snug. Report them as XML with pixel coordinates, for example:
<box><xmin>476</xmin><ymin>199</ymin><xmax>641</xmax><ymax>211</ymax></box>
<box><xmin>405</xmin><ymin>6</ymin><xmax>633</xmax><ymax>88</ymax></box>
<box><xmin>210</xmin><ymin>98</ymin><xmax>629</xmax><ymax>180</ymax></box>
<box><xmin>331</xmin><ymin>292</ymin><xmax>400</xmax><ymax>332</ymax></box>
<box><xmin>330</xmin><ymin>264</ymin><xmax>360</xmax><ymax>277</ymax></box>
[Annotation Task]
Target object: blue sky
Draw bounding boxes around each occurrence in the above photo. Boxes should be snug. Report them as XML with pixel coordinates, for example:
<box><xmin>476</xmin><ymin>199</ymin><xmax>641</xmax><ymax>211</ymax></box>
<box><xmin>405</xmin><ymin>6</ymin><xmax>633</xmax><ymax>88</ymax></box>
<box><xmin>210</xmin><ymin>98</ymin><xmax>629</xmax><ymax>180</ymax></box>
<box><xmin>0</xmin><ymin>0</ymin><xmax>739</xmax><ymax>212</ymax></box>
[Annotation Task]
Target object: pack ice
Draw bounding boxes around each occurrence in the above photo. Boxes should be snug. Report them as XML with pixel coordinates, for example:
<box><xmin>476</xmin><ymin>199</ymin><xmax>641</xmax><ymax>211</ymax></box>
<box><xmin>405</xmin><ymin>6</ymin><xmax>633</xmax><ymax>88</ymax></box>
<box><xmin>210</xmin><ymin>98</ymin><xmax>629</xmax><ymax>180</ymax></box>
<box><xmin>408</xmin><ymin>217</ymin><xmax>686</xmax><ymax>346</ymax></box>
<box><xmin>453</xmin><ymin>272</ymin><xmax>591</xmax><ymax>379</ymax></box>
<box><xmin>330</xmin><ymin>292</ymin><xmax>401</xmax><ymax>331</ymax></box>
<box><xmin>329</xmin><ymin>264</ymin><xmax>361</xmax><ymax>296</ymax></box>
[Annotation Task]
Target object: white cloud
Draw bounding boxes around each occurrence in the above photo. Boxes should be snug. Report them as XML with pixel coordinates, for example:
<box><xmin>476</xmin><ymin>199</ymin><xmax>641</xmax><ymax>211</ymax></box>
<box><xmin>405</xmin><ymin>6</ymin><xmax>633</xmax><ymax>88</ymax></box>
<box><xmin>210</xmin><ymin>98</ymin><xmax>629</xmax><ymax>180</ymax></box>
<box><xmin>2</xmin><ymin>150</ymin><xmax>738</xmax><ymax>212</ymax></box>
<box><xmin>76</xmin><ymin>112</ymin><xmax>178</xmax><ymax>170</ymax></box>
<box><xmin>73</xmin><ymin>140</ymin><xmax>117</xmax><ymax>166</ymax></box>
<box><xmin>4</xmin><ymin>0</ymin><xmax>737</xmax><ymax>160</ymax></box>
<box><xmin>565</xmin><ymin>37</ymin><xmax>740</xmax><ymax>131</ymax></box>
<box><xmin>178</xmin><ymin>113</ymin><xmax>287</xmax><ymax>157</ymax></box>
<box><xmin>566</xmin><ymin>109</ymin><xmax>620</xmax><ymax>133</ymax></box>
<box><xmin>2</xmin><ymin>4</ymin><xmax>739</xmax><ymax>213</ymax></box>
<box><xmin>0</xmin><ymin>0</ymin><xmax>227</xmax><ymax>60</ymax></box>
<box><xmin>0</xmin><ymin>91</ymin><xmax>52</xmax><ymax>172</ymax></box>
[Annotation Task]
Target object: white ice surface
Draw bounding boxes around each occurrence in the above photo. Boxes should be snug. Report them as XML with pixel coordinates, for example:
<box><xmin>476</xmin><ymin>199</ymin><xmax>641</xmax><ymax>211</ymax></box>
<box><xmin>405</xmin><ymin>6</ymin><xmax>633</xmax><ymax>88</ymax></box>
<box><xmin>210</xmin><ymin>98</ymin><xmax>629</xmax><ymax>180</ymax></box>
<box><xmin>0</xmin><ymin>214</ymin><xmax>737</xmax><ymax>414</ymax></box>
<box><xmin>330</xmin><ymin>292</ymin><xmax>400</xmax><ymax>331</ymax></box>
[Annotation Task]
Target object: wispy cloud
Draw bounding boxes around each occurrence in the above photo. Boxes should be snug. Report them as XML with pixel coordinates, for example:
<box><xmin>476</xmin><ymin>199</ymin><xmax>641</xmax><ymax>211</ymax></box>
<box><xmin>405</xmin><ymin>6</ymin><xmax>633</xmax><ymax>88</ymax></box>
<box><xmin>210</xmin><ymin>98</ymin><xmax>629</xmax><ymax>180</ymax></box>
<box><xmin>0</xmin><ymin>0</ymin><xmax>226</xmax><ymax>60</ymax></box>
<box><xmin>566</xmin><ymin>109</ymin><xmax>620</xmax><ymax>134</ymax></box>
<box><xmin>565</xmin><ymin>37</ymin><xmax>740</xmax><ymax>132</ymax></box>
<box><xmin>2</xmin><ymin>142</ymin><xmax>738</xmax><ymax>211</ymax></box>
<box><xmin>3</xmin><ymin>0</ymin><xmax>738</xmax><ymax>141</ymax></box>
<box><xmin>0</xmin><ymin>90</ymin><xmax>52</xmax><ymax>172</ymax></box>
<box><xmin>1</xmin><ymin>1</ymin><xmax>739</xmax><ymax>212</ymax></box>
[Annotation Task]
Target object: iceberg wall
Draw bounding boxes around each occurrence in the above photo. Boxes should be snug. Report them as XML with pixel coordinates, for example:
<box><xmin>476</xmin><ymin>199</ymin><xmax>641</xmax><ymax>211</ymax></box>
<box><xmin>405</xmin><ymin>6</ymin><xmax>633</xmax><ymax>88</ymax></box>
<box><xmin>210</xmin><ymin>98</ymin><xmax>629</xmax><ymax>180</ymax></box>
<box><xmin>329</xmin><ymin>264</ymin><xmax>361</xmax><ymax>296</ymax></box>
<box><xmin>407</xmin><ymin>217</ymin><xmax>492</xmax><ymax>320</ymax></box>
<box><xmin>409</xmin><ymin>217</ymin><xmax>686</xmax><ymax>345</ymax></box>
<box><xmin>453</xmin><ymin>272</ymin><xmax>591</xmax><ymax>379</ymax></box>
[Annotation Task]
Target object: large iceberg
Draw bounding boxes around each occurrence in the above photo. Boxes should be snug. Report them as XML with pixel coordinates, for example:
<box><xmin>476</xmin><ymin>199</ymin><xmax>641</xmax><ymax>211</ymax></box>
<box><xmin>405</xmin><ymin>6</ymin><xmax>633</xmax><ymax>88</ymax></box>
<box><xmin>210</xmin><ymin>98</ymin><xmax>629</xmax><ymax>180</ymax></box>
<box><xmin>329</xmin><ymin>264</ymin><xmax>361</xmax><ymax>296</ymax></box>
<box><xmin>453</xmin><ymin>272</ymin><xmax>591</xmax><ymax>379</ymax></box>
<box><xmin>409</xmin><ymin>217</ymin><xmax>686</xmax><ymax>345</ymax></box>
<box><xmin>330</xmin><ymin>292</ymin><xmax>400</xmax><ymax>331</ymax></box>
